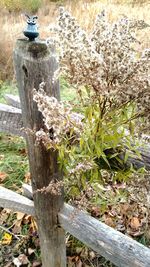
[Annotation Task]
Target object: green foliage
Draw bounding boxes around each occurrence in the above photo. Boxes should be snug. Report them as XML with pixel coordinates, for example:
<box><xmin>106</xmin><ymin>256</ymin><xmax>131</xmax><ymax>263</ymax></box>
<box><xmin>57</xmin><ymin>88</ymin><xmax>139</xmax><ymax>205</ymax></box>
<box><xmin>2</xmin><ymin>0</ymin><xmax>42</xmax><ymax>13</ymax></box>
<box><xmin>46</xmin><ymin>8</ymin><xmax>149</xmax><ymax>207</ymax></box>
<box><xmin>0</xmin><ymin>134</ymin><xmax>28</xmax><ymax>190</ymax></box>
<box><xmin>136</xmin><ymin>235</ymin><xmax>150</xmax><ymax>247</ymax></box>
<box><xmin>60</xmin><ymin>77</ymin><xmax>76</xmax><ymax>102</ymax></box>
<box><xmin>0</xmin><ymin>81</ymin><xmax>18</xmax><ymax>103</ymax></box>
<box><xmin>0</xmin><ymin>78</ymin><xmax>75</xmax><ymax>104</ymax></box>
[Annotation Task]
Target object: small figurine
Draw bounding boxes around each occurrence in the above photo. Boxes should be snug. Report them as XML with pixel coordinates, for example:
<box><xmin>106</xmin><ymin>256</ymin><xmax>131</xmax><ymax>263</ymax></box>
<box><xmin>23</xmin><ymin>14</ymin><xmax>39</xmax><ymax>41</ymax></box>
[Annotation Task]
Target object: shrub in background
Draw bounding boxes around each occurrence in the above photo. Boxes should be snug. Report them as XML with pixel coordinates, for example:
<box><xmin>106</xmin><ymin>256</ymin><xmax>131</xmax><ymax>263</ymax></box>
<box><xmin>0</xmin><ymin>0</ymin><xmax>42</xmax><ymax>81</ymax></box>
<box><xmin>1</xmin><ymin>0</ymin><xmax>42</xmax><ymax>13</ymax></box>
<box><xmin>0</xmin><ymin>41</ymin><xmax>14</xmax><ymax>81</ymax></box>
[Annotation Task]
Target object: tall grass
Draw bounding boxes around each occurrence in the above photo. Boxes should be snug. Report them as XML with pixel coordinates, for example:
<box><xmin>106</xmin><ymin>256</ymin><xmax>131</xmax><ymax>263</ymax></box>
<box><xmin>1</xmin><ymin>0</ymin><xmax>42</xmax><ymax>13</ymax></box>
<box><xmin>0</xmin><ymin>134</ymin><xmax>28</xmax><ymax>191</ymax></box>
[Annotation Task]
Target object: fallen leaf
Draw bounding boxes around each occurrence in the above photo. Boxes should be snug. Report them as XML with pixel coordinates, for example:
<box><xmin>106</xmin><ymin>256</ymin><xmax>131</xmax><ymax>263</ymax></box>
<box><xmin>127</xmin><ymin>228</ymin><xmax>144</xmax><ymax>237</ymax></box>
<box><xmin>34</xmin><ymin>237</ymin><xmax>40</xmax><ymax>248</ymax></box>
<box><xmin>24</xmin><ymin>172</ymin><xmax>31</xmax><ymax>183</ymax></box>
<box><xmin>1</xmin><ymin>232</ymin><xmax>12</xmax><ymax>245</ymax></box>
<box><xmin>89</xmin><ymin>251</ymin><xmax>95</xmax><ymax>260</ymax></box>
<box><xmin>12</xmin><ymin>212</ymin><xmax>25</xmax><ymax>233</ymax></box>
<box><xmin>22</xmin><ymin>215</ymin><xmax>32</xmax><ymax>224</ymax></box>
<box><xmin>0</xmin><ymin>209</ymin><xmax>10</xmax><ymax>224</ymax></box>
<box><xmin>120</xmin><ymin>203</ymin><xmax>129</xmax><ymax>215</ymax></box>
<box><xmin>80</xmin><ymin>247</ymin><xmax>88</xmax><ymax>258</ymax></box>
<box><xmin>4</xmin><ymin>208</ymin><xmax>11</xmax><ymax>213</ymax></box>
<box><xmin>0</xmin><ymin>154</ymin><xmax>4</xmax><ymax>160</ymax></box>
<box><xmin>67</xmin><ymin>256</ymin><xmax>76</xmax><ymax>265</ymax></box>
<box><xmin>75</xmin><ymin>256</ymin><xmax>79</xmax><ymax>262</ymax></box>
<box><xmin>29</xmin><ymin>217</ymin><xmax>38</xmax><ymax>233</ymax></box>
<box><xmin>116</xmin><ymin>220</ymin><xmax>126</xmax><ymax>232</ymax></box>
<box><xmin>103</xmin><ymin>215</ymin><xmax>116</xmax><ymax>228</ymax></box>
<box><xmin>67</xmin><ymin>257</ymin><xmax>75</xmax><ymax>267</ymax></box>
<box><xmin>108</xmin><ymin>210</ymin><xmax>117</xmax><ymax>217</ymax></box>
<box><xmin>76</xmin><ymin>259</ymin><xmax>83</xmax><ymax>267</ymax></box>
<box><xmin>32</xmin><ymin>261</ymin><xmax>41</xmax><ymax>267</ymax></box>
<box><xmin>16</xmin><ymin>212</ymin><xmax>25</xmax><ymax>221</ymax></box>
<box><xmin>0</xmin><ymin>172</ymin><xmax>8</xmax><ymax>182</ymax></box>
<box><xmin>28</xmin><ymin>247</ymin><xmax>35</xmax><ymax>255</ymax></box>
<box><xmin>4</xmin><ymin>263</ymin><xmax>12</xmax><ymax>267</ymax></box>
<box><xmin>19</xmin><ymin>148</ymin><xmax>27</xmax><ymax>156</ymax></box>
<box><xmin>76</xmin><ymin>247</ymin><xmax>83</xmax><ymax>254</ymax></box>
<box><xmin>113</xmin><ymin>183</ymin><xmax>126</xmax><ymax>189</ymax></box>
<box><xmin>18</xmin><ymin>254</ymin><xmax>29</xmax><ymax>265</ymax></box>
<box><xmin>12</xmin><ymin>224</ymin><xmax>22</xmax><ymax>234</ymax></box>
<box><xmin>91</xmin><ymin>206</ymin><xmax>100</xmax><ymax>217</ymax></box>
<box><xmin>130</xmin><ymin>217</ymin><xmax>141</xmax><ymax>230</ymax></box>
<box><xmin>13</xmin><ymin>257</ymin><xmax>22</xmax><ymax>267</ymax></box>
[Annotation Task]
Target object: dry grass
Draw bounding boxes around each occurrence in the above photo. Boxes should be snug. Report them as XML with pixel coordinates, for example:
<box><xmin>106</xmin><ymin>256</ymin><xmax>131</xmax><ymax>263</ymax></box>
<box><xmin>0</xmin><ymin>11</ymin><xmax>24</xmax><ymax>80</ymax></box>
<box><xmin>0</xmin><ymin>0</ymin><xmax>149</xmax><ymax>81</ymax></box>
<box><xmin>64</xmin><ymin>0</ymin><xmax>150</xmax><ymax>48</ymax></box>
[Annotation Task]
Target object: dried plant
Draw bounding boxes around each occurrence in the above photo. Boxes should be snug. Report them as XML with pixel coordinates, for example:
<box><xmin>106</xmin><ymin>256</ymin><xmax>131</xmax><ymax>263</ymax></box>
<box><xmin>33</xmin><ymin>86</ymin><xmax>83</xmax><ymax>148</ymax></box>
<box><xmin>34</xmin><ymin>8</ymin><xmax>150</xmax><ymax>203</ymax></box>
<box><xmin>34</xmin><ymin>179</ymin><xmax>64</xmax><ymax>195</ymax></box>
<box><xmin>50</xmin><ymin>8</ymin><xmax>150</xmax><ymax>132</ymax></box>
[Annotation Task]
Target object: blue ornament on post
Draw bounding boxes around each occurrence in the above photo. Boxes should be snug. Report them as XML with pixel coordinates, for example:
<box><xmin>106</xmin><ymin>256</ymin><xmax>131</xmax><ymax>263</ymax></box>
<box><xmin>23</xmin><ymin>14</ymin><xmax>39</xmax><ymax>41</ymax></box>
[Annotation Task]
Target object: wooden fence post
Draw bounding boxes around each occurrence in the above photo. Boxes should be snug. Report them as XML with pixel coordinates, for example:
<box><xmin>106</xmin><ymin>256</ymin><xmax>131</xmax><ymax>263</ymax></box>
<box><xmin>13</xmin><ymin>39</ymin><xmax>66</xmax><ymax>267</ymax></box>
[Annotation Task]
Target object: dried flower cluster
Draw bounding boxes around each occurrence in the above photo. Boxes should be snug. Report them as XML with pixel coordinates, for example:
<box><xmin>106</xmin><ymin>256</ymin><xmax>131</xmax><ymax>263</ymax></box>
<box><xmin>70</xmin><ymin>185</ymin><xmax>94</xmax><ymax>210</ymax></box>
<box><xmin>69</xmin><ymin>160</ymin><xmax>95</xmax><ymax>175</ymax></box>
<box><xmin>33</xmin><ymin>88</ymin><xmax>83</xmax><ymax>147</ymax></box>
<box><xmin>34</xmin><ymin>179</ymin><xmax>64</xmax><ymax>196</ymax></box>
<box><xmin>50</xmin><ymin>8</ymin><xmax>150</xmax><ymax>131</ymax></box>
<box><xmin>33</xmin><ymin>9</ymin><xmax>150</xmax><ymax>204</ymax></box>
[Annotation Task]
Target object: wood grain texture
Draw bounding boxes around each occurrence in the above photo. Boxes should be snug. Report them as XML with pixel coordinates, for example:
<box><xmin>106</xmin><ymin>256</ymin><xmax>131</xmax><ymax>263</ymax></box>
<box><xmin>131</xmin><ymin>145</ymin><xmax>150</xmax><ymax>170</ymax></box>
<box><xmin>1</xmin><ymin>185</ymin><xmax>150</xmax><ymax>267</ymax></box>
<box><xmin>0</xmin><ymin>103</ymin><xmax>23</xmax><ymax>136</ymax></box>
<box><xmin>13</xmin><ymin>39</ymin><xmax>66</xmax><ymax>267</ymax></box>
<box><xmin>0</xmin><ymin>186</ymin><xmax>35</xmax><ymax>215</ymax></box>
<box><xmin>4</xmin><ymin>94</ymin><xmax>21</xmax><ymax>109</ymax></box>
<box><xmin>22</xmin><ymin>183</ymin><xmax>33</xmax><ymax>200</ymax></box>
<box><xmin>60</xmin><ymin>204</ymin><xmax>150</xmax><ymax>267</ymax></box>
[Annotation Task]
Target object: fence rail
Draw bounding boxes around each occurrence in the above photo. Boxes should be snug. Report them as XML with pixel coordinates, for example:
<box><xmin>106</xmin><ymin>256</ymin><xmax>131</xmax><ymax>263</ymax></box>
<box><xmin>0</xmin><ymin>185</ymin><xmax>150</xmax><ymax>267</ymax></box>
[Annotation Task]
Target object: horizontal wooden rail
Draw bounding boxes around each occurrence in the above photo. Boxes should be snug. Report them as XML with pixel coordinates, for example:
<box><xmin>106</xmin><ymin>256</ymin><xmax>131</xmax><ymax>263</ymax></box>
<box><xmin>0</xmin><ymin>185</ymin><xmax>150</xmax><ymax>267</ymax></box>
<box><xmin>4</xmin><ymin>94</ymin><xmax>21</xmax><ymax>109</ymax></box>
<box><xmin>0</xmin><ymin>186</ymin><xmax>34</xmax><ymax>215</ymax></box>
<box><xmin>0</xmin><ymin>103</ymin><xmax>23</xmax><ymax>136</ymax></box>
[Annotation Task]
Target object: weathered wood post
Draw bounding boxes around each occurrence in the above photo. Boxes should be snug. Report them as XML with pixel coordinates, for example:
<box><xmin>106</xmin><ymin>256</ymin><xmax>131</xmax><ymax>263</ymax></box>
<box><xmin>13</xmin><ymin>39</ymin><xmax>66</xmax><ymax>267</ymax></box>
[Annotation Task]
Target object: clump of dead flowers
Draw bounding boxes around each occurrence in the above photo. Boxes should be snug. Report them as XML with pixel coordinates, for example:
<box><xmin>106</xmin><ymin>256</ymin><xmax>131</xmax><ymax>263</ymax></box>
<box><xmin>51</xmin><ymin>8</ymin><xmax>150</xmax><ymax>132</ymax></box>
<box><xmin>33</xmin><ymin>83</ymin><xmax>83</xmax><ymax>149</ymax></box>
<box><xmin>34</xmin><ymin>179</ymin><xmax>64</xmax><ymax>196</ymax></box>
<box><xmin>33</xmin><ymin>8</ymin><xmax>150</xmax><ymax>211</ymax></box>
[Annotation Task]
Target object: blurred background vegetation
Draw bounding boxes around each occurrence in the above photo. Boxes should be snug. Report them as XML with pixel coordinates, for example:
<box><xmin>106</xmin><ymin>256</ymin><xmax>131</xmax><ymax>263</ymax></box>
<box><xmin>1</xmin><ymin>0</ymin><xmax>42</xmax><ymax>13</ymax></box>
<box><xmin>0</xmin><ymin>0</ymin><xmax>149</xmax><ymax>82</ymax></box>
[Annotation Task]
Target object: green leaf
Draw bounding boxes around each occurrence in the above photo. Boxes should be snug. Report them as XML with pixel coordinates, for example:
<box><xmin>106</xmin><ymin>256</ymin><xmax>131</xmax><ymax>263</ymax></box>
<box><xmin>101</xmin><ymin>153</ymin><xmax>111</xmax><ymax>168</ymax></box>
<box><xmin>95</xmin><ymin>145</ymin><xmax>102</xmax><ymax>158</ymax></box>
<box><xmin>109</xmin><ymin>152</ymin><xmax>119</xmax><ymax>159</ymax></box>
<box><xmin>124</xmin><ymin>150</ymin><xmax>129</xmax><ymax>163</ymax></box>
<box><xmin>80</xmin><ymin>137</ymin><xmax>84</xmax><ymax>148</ymax></box>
